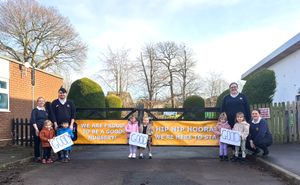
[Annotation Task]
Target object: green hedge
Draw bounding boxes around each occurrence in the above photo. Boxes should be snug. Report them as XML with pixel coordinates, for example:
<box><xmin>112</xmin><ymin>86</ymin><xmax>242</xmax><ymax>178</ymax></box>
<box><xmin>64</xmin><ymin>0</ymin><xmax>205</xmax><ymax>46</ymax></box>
<box><xmin>105</xmin><ymin>95</ymin><xmax>123</xmax><ymax>119</ymax></box>
<box><xmin>183</xmin><ymin>95</ymin><xmax>205</xmax><ymax>120</ymax></box>
<box><xmin>68</xmin><ymin>77</ymin><xmax>105</xmax><ymax>119</ymax></box>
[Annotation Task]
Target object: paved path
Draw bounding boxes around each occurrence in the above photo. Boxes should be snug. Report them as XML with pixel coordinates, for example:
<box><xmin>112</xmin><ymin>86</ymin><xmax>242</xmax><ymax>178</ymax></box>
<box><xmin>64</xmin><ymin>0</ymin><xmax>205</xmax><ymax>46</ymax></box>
<box><xmin>1</xmin><ymin>145</ymin><xmax>287</xmax><ymax>185</ymax></box>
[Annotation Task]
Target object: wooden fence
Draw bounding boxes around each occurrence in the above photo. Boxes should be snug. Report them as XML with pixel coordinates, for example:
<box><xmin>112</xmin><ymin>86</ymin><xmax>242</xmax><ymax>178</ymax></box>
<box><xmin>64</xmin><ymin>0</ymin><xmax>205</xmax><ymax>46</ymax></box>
<box><xmin>11</xmin><ymin>118</ymin><xmax>34</xmax><ymax>146</ymax></box>
<box><xmin>251</xmin><ymin>101</ymin><xmax>300</xmax><ymax>144</ymax></box>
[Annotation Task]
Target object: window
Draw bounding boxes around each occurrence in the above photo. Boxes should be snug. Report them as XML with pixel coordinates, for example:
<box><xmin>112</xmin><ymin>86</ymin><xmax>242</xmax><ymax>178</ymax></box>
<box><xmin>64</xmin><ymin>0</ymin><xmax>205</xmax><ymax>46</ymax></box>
<box><xmin>0</xmin><ymin>78</ymin><xmax>9</xmax><ymax>111</ymax></box>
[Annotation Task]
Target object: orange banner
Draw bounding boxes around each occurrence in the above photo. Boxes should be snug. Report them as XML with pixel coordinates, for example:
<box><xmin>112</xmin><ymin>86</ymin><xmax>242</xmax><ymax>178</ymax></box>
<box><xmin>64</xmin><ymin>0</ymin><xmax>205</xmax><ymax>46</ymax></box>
<box><xmin>152</xmin><ymin>121</ymin><xmax>218</xmax><ymax>146</ymax></box>
<box><xmin>75</xmin><ymin>120</ymin><xmax>218</xmax><ymax>146</ymax></box>
<box><xmin>75</xmin><ymin>120</ymin><xmax>128</xmax><ymax>144</ymax></box>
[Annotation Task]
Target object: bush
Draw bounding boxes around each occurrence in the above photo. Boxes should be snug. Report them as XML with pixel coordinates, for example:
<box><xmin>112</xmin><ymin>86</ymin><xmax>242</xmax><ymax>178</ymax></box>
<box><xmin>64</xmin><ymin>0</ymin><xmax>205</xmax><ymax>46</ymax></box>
<box><xmin>68</xmin><ymin>77</ymin><xmax>105</xmax><ymax>119</ymax></box>
<box><xmin>105</xmin><ymin>95</ymin><xmax>123</xmax><ymax>119</ymax></box>
<box><xmin>183</xmin><ymin>95</ymin><xmax>205</xmax><ymax>120</ymax></box>
<box><xmin>242</xmin><ymin>69</ymin><xmax>276</xmax><ymax>104</ymax></box>
<box><xmin>216</xmin><ymin>89</ymin><xmax>230</xmax><ymax>108</ymax></box>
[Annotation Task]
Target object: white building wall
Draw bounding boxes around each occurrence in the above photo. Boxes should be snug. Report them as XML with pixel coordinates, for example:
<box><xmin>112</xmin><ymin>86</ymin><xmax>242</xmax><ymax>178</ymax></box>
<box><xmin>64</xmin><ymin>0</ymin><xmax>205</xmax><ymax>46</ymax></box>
<box><xmin>268</xmin><ymin>49</ymin><xmax>300</xmax><ymax>103</ymax></box>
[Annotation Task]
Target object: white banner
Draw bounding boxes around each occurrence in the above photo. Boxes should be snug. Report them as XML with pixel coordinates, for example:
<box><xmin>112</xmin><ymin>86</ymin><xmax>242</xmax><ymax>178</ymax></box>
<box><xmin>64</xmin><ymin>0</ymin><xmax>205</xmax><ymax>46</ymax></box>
<box><xmin>50</xmin><ymin>133</ymin><xmax>74</xmax><ymax>153</ymax></box>
<box><xmin>129</xmin><ymin>132</ymin><xmax>148</xmax><ymax>148</ymax></box>
<box><xmin>220</xmin><ymin>128</ymin><xmax>241</xmax><ymax>146</ymax></box>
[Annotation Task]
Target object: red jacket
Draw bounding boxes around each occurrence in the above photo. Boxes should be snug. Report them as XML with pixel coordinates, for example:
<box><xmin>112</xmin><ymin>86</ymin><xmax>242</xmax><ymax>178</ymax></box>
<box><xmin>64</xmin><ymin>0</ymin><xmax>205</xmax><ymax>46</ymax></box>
<box><xmin>39</xmin><ymin>128</ymin><xmax>55</xmax><ymax>147</ymax></box>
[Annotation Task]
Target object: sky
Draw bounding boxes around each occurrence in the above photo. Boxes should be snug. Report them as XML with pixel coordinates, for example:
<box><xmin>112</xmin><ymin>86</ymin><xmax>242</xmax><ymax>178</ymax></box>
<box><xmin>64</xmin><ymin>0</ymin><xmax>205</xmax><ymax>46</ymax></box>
<box><xmin>39</xmin><ymin>0</ymin><xmax>300</xmax><ymax>91</ymax></box>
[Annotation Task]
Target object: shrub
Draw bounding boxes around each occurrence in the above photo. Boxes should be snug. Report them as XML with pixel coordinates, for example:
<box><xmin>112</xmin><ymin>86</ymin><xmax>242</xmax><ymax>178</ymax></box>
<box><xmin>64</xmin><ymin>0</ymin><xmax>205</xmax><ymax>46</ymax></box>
<box><xmin>216</xmin><ymin>89</ymin><xmax>230</xmax><ymax>108</ymax></box>
<box><xmin>183</xmin><ymin>95</ymin><xmax>205</xmax><ymax>120</ymax></box>
<box><xmin>242</xmin><ymin>69</ymin><xmax>276</xmax><ymax>104</ymax></box>
<box><xmin>105</xmin><ymin>95</ymin><xmax>123</xmax><ymax>119</ymax></box>
<box><xmin>68</xmin><ymin>77</ymin><xmax>105</xmax><ymax>119</ymax></box>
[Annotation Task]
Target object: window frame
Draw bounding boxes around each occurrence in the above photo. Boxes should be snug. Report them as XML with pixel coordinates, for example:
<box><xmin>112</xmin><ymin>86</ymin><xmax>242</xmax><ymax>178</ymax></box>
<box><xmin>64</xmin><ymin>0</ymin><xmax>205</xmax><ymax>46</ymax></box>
<box><xmin>0</xmin><ymin>77</ymin><xmax>9</xmax><ymax>112</ymax></box>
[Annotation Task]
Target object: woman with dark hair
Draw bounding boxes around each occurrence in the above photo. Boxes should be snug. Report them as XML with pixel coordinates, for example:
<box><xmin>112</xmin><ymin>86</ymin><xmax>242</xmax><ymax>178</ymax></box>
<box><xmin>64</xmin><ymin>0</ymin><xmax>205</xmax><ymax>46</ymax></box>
<box><xmin>30</xmin><ymin>97</ymin><xmax>50</xmax><ymax>162</ymax></box>
<box><xmin>247</xmin><ymin>109</ymin><xmax>273</xmax><ymax>156</ymax></box>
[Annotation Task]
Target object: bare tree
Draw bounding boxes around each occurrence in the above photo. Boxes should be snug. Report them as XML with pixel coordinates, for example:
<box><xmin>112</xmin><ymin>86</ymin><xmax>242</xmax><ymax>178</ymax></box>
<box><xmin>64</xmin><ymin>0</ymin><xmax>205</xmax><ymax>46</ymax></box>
<box><xmin>175</xmin><ymin>44</ymin><xmax>201</xmax><ymax>103</ymax></box>
<box><xmin>156</xmin><ymin>41</ymin><xmax>179</xmax><ymax>108</ymax></box>
<box><xmin>204</xmin><ymin>71</ymin><xmax>228</xmax><ymax>99</ymax></box>
<box><xmin>136</xmin><ymin>44</ymin><xmax>166</xmax><ymax>108</ymax></box>
<box><xmin>0</xmin><ymin>0</ymin><xmax>87</xmax><ymax>72</ymax></box>
<box><xmin>98</xmin><ymin>47</ymin><xmax>132</xmax><ymax>94</ymax></box>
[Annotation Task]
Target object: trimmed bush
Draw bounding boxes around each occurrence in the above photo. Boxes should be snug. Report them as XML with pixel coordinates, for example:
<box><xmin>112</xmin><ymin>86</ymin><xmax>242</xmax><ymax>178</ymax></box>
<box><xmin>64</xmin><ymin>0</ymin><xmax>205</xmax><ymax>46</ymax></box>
<box><xmin>183</xmin><ymin>95</ymin><xmax>205</xmax><ymax>120</ymax></box>
<box><xmin>105</xmin><ymin>95</ymin><xmax>123</xmax><ymax>119</ymax></box>
<box><xmin>68</xmin><ymin>77</ymin><xmax>105</xmax><ymax>119</ymax></box>
<box><xmin>242</xmin><ymin>69</ymin><xmax>276</xmax><ymax>104</ymax></box>
<box><xmin>216</xmin><ymin>89</ymin><xmax>230</xmax><ymax>108</ymax></box>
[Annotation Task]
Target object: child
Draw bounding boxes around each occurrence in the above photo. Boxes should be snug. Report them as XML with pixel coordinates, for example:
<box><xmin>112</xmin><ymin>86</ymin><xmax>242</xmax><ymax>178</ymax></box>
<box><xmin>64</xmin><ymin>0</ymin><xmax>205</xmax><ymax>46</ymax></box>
<box><xmin>213</xmin><ymin>112</ymin><xmax>231</xmax><ymax>161</ymax></box>
<box><xmin>139</xmin><ymin>117</ymin><xmax>154</xmax><ymax>159</ymax></box>
<box><xmin>39</xmin><ymin>120</ymin><xmax>55</xmax><ymax>164</ymax></box>
<box><xmin>125</xmin><ymin>116</ymin><xmax>139</xmax><ymax>159</ymax></box>
<box><xmin>57</xmin><ymin>122</ymin><xmax>74</xmax><ymax>162</ymax></box>
<box><xmin>232</xmin><ymin>112</ymin><xmax>250</xmax><ymax>161</ymax></box>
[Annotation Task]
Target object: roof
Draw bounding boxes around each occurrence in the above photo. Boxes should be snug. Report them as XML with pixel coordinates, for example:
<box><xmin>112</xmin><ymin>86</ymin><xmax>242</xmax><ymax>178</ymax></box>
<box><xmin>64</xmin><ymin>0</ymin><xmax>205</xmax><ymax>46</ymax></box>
<box><xmin>241</xmin><ymin>32</ymin><xmax>300</xmax><ymax>80</ymax></box>
<box><xmin>0</xmin><ymin>55</ymin><xmax>63</xmax><ymax>79</ymax></box>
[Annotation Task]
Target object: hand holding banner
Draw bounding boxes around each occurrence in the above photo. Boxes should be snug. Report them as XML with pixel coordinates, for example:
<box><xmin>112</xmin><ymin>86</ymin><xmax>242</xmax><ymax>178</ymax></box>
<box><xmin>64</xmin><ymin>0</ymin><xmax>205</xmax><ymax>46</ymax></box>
<box><xmin>129</xmin><ymin>132</ymin><xmax>148</xmax><ymax>148</ymax></box>
<box><xmin>220</xmin><ymin>128</ymin><xmax>241</xmax><ymax>146</ymax></box>
<box><xmin>50</xmin><ymin>133</ymin><xmax>74</xmax><ymax>153</ymax></box>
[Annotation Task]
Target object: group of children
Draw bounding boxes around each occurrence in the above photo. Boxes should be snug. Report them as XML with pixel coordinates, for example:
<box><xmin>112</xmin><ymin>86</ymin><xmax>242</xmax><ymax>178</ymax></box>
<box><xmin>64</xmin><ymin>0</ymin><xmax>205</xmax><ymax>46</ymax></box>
<box><xmin>214</xmin><ymin>112</ymin><xmax>250</xmax><ymax>162</ymax></box>
<box><xmin>38</xmin><ymin>120</ymin><xmax>74</xmax><ymax>164</ymax></box>
<box><xmin>125</xmin><ymin>116</ymin><xmax>154</xmax><ymax>159</ymax></box>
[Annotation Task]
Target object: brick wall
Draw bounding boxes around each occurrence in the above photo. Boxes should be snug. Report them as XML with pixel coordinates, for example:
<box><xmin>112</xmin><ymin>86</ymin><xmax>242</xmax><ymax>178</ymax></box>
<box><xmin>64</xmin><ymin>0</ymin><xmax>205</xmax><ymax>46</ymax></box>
<box><xmin>0</xmin><ymin>60</ymin><xmax>63</xmax><ymax>144</ymax></box>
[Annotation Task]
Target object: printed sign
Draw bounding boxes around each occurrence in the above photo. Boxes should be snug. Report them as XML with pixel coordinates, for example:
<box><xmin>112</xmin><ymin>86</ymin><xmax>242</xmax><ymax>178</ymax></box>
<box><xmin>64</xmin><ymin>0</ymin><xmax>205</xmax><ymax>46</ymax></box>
<box><xmin>220</xmin><ymin>128</ymin><xmax>241</xmax><ymax>146</ymax></box>
<box><xmin>129</xmin><ymin>132</ymin><xmax>148</xmax><ymax>148</ymax></box>
<box><xmin>50</xmin><ymin>133</ymin><xmax>74</xmax><ymax>153</ymax></box>
<box><xmin>259</xmin><ymin>108</ymin><xmax>270</xmax><ymax>119</ymax></box>
<box><xmin>152</xmin><ymin>121</ymin><xmax>218</xmax><ymax>146</ymax></box>
<box><xmin>75</xmin><ymin>120</ymin><xmax>219</xmax><ymax>146</ymax></box>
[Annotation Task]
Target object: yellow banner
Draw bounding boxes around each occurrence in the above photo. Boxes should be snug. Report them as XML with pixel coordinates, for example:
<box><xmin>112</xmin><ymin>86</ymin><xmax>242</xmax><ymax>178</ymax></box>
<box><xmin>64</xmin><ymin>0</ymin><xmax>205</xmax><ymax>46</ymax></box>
<box><xmin>152</xmin><ymin>121</ymin><xmax>218</xmax><ymax>146</ymax></box>
<box><xmin>75</xmin><ymin>120</ymin><xmax>128</xmax><ymax>144</ymax></box>
<box><xmin>75</xmin><ymin>120</ymin><xmax>218</xmax><ymax>146</ymax></box>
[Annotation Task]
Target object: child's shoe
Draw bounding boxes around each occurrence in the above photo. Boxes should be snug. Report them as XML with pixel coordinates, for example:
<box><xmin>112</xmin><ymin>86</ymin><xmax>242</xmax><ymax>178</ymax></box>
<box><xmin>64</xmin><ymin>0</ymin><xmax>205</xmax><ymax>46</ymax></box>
<box><xmin>42</xmin><ymin>159</ymin><xmax>47</xmax><ymax>164</ymax></box>
<box><xmin>132</xmin><ymin>153</ymin><xmax>136</xmax><ymax>159</ymax></box>
<box><xmin>128</xmin><ymin>153</ymin><xmax>132</xmax><ymax>159</ymax></box>
<box><xmin>231</xmin><ymin>156</ymin><xmax>238</xmax><ymax>162</ymax></box>
<box><xmin>223</xmin><ymin>155</ymin><xmax>229</xmax><ymax>161</ymax></box>
<box><xmin>139</xmin><ymin>153</ymin><xmax>144</xmax><ymax>159</ymax></box>
<box><xmin>219</xmin><ymin>155</ymin><xmax>224</xmax><ymax>161</ymax></box>
<box><xmin>149</xmin><ymin>153</ymin><xmax>152</xmax><ymax>159</ymax></box>
<box><xmin>46</xmin><ymin>158</ymin><xmax>53</xmax><ymax>163</ymax></box>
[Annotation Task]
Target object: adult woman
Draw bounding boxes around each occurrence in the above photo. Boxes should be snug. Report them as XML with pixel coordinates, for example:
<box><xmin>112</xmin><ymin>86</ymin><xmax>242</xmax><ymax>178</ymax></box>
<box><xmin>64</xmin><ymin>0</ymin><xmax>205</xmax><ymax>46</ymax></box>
<box><xmin>221</xmin><ymin>82</ymin><xmax>251</xmax><ymax>128</ymax></box>
<box><xmin>247</xmin><ymin>109</ymin><xmax>273</xmax><ymax>156</ymax></box>
<box><xmin>30</xmin><ymin>97</ymin><xmax>50</xmax><ymax>162</ymax></box>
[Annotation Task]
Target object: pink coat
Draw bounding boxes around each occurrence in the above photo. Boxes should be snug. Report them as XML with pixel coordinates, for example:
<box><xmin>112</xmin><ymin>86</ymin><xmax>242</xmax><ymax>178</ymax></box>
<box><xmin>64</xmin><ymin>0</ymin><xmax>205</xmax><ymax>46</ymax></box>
<box><xmin>125</xmin><ymin>121</ymin><xmax>139</xmax><ymax>138</ymax></box>
<box><xmin>213</xmin><ymin>121</ymin><xmax>231</xmax><ymax>139</ymax></box>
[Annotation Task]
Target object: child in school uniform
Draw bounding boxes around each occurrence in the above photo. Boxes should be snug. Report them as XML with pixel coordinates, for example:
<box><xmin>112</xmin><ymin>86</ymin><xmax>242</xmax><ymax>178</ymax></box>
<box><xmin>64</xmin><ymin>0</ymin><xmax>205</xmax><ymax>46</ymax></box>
<box><xmin>139</xmin><ymin>117</ymin><xmax>154</xmax><ymax>159</ymax></box>
<box><xmin>125</xmin><ymin>116</ymin><xmax>139</xmax><ymax>159</ymax></box>
<box><xmin>57</xmin><ymin>122</ymin><xmax>74</xmax><ymax>162</ymax></box>
<box><xmin>39</xmin><ymin>120</ymin><xmax>55</xmax><ymax>164</ymax></box>
<box><xmin>213</xmin><ymin>112</ymin><xmax>231</xmax><ymax>161</ymax></box>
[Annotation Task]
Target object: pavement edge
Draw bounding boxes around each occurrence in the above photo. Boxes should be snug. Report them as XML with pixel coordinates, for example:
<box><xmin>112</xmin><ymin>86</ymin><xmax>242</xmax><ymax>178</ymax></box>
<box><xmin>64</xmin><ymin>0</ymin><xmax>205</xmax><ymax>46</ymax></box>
<box><xmin>257</xmin><ymin>157</ymin><xmax>300</xmax><ymax>185</ymax></box>
<box><xmin>0</xmin><ymin>157</ymin><xmax>33</xmax><ymax>170</ymax></box>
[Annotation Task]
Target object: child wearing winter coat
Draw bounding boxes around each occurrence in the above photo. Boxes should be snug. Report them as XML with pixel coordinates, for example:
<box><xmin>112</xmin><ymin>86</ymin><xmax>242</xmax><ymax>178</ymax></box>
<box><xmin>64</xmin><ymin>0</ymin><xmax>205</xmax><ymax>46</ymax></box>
<box><xmin>232</xmin><ymin>112</ymin><xmax>250</xmax><ymax>161</ymax></box>
<box><xmin>213</xmin><ymin>112</ymin><xmax>231</xmax><ymax>161</ymax></box>
<box><xmin>57</xmin><ymin>122</ymin><xmax>74</xmax><ymax>162</ymax></box>
<box><xmin>125</xmin><ymin>116</ymin><xmax>139</xmax><ymax>159</ymax></box>
<box><xmin>39</xmin><ymin>120</ymin><xmax>55</xmax><ymax>164</ymax></box>
<box><xmin>139</xmin><ymin>117</ymin><xmax>154</xmax><ymax>159</ymax></box>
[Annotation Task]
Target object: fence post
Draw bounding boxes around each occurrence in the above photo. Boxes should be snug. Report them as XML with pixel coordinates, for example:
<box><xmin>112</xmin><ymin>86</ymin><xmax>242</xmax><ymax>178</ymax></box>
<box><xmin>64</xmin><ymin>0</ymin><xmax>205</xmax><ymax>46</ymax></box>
<box><xmin>136</xmin><ymin>103</ymin><xmax>144</xmax><ymax>125</ymax></box>
<box><xmin>20</xmin><ymin>118</ymin><xmax>24</xmax><ymax>146</ymax></box>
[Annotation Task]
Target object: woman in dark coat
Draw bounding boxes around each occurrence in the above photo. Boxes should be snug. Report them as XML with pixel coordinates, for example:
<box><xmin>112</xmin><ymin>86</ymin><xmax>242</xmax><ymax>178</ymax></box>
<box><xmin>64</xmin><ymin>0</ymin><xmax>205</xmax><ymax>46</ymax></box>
<box><xmin>221</xmin><ymin>82</ymin><xmax>251</xmax><ymax>128</ymax></box>
<box><xmin>30</xmin><ymin>97</ymin><xmax>50</xmax><ymax>162</ymax></box>
<box><xmin>247</xmin><ymin>109</ymin><xmax>273</xmax><ymax>156</ymax></box>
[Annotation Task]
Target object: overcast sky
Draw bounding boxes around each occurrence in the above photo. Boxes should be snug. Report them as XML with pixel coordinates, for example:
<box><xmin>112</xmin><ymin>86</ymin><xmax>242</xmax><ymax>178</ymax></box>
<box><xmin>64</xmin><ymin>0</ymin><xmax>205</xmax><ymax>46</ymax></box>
<box><xmin>40</xmin><ymin>0</ymin><xmax>300</xmax><ymax>87</ymax></box>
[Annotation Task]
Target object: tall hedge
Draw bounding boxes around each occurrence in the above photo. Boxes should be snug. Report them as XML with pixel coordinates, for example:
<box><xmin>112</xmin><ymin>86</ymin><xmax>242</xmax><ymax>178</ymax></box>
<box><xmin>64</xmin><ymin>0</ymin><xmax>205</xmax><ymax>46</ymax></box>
<box><xmin>183</xmin><ymin>95</ymin><xmax>205</xmax><ymax>120</ymax></box>
<box><xmin>68</xmin><ymin>77</ymin><xmax>105</xmax><ymax>118</ymax></box>
<box><xmin>105</xmin><ymin>95</ymin><xmax>123</xmax><ymax>119</ymax></box>
<box><xmin>242</xmin><ymin>69</ymin><xmax>276</xmax><ymax>104</ymax></box>
<box><xmin>216</xmin><ymin>89</ymin><xmax>230</xmax><ymax>108</ymax></box>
